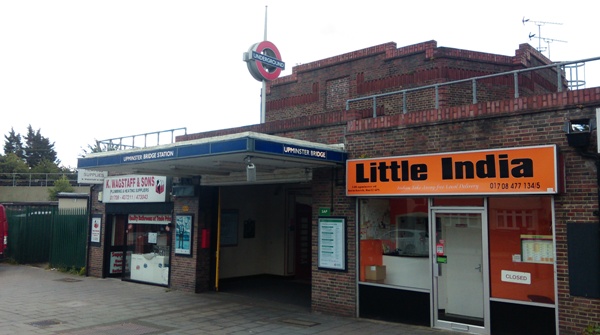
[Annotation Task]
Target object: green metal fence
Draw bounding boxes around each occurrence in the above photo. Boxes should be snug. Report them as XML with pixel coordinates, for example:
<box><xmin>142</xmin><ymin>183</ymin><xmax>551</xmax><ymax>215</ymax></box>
<box><xmin>4</xmin><ymin>205</ymin><xmax>88</xmax><ymax>269</ymax></box>
<box><xmin>50</xmin><ymin>208</ymin><xmax>88</xmax><ymax>269</ymax></box>
<box><xmin>5</xmin><ymin>205</ymin><xmax>54</xmax><ymax>263</ymax></box>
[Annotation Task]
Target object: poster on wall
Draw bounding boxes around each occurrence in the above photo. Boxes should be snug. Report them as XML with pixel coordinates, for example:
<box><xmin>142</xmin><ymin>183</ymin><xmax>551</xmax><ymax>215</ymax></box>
<box><xmin>109</xmin><ymin>251</ymin><xmax>123</xmax><ymax>274</ymax></box>
<box><xmin>220</xmin><ymin>210</ymin><xmax>238</xmax><ymax>246</ymax></box>
<box><xmin>175</xmin><ymin>214</ymin><xmax>193</xmax><ymax>256</ymax></box>
<box><xmin>521</xmin><ymin>235</ymin><xmax>554</xmax><ymax>264</ymax></box>
<box><xmin>90</xmin><ymin>214</ymin><xmax>102</xmax><ymax>246</ymax></box>
<box><xmin>318</xmin><ymin>217</ymin><xmax>347</xmax><ymax>271</ymax></box>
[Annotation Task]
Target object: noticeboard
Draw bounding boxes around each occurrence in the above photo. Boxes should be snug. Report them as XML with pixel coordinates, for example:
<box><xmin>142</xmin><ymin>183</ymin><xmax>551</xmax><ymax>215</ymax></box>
<box><xmin>175</xmin><ymin>214</ymin><xmax>193</xmax><ymax>256</ymax></box>
<box><xmin>318</xmin><ymin>217</ymin><xmax>347</xmax><ymax>271</ymax></box>
<box><xmin>521</xmin><ymin>234</ymin><xmax>553</xmax><ymax>264</ymax></box>
<box><xmin>90</xmin><ymin>214</ymin><xmax>102</xmax><ymax>247</ymax></box>
<box><xmin>220</xmin><ymin>210</ymin><xmax>238</xmax><ymax>247</ymax></box>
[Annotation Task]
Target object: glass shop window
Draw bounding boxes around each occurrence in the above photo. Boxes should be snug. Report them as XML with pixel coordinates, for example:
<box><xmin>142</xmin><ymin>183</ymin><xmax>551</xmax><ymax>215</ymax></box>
<box><xmin>359</xmin><ymin>198</ymin><xmax>430</xmax><ymax>290</ymax></box>
<box><xmin>125</xmin><ymin>223</ymin><xmax>171</xmax><ymax>286</ymax></box>
<box><xmin>488</xmin><ymin>196</ymin><xmax>555</xmax><ymax>304</ymax></box>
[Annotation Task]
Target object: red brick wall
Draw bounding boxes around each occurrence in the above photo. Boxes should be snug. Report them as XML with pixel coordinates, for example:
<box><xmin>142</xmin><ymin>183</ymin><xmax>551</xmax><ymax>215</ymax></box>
<box><xmin>346</xmin><ymin>88</ymin><xmax>600</xmax><ymax>133</ymax></box>
<box><xmin>261</xmin><ymin>41</ymin><xmax>558</xmax><ymax>121</ymax></box>
<box><xmin>343</xmin><ymin>91</ymin><xmax>600</xmax><ymax>334</ymax></box>
<box><xmin>303</xmin><ymin>93</ymin><xmax>600</xmax><ymax>333</ymax></box>
<box><xmin>88</xmin><ymin>186</ymin><xmax>105</xmax><ymax>278</ymax></box>
<box><xmin>174</xmin><ymin>40</ymin><xmax>600</xmax><ymax>333</ymax></box>
<box><xmin>177</xmin><ymin>40</ymin><xmax>562</xmax><ymax>143</ymax></box>
<box><xmin>88</xmin><ymin>242</ymin><xmax>104</xmax><ymax>277</ymax></box>
<box><xmin>311</xmin><ymin>168</ymin><xmax>356</xmax><ymax>317</ymax></box>
<box><xmin>170</xmin><ymin>196</ymin><xmax>201</xmax><ymax>292</ymax></box>
<box><xmin>555</xmin><ymin>110</ymin><xmax>600</xmax><ymax>333</ymax></box>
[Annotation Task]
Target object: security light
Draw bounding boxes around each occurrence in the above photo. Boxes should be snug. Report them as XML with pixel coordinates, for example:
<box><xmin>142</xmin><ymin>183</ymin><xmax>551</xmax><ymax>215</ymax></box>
<box><xmin>246</xmin><ymin>156</ymin><xmax>256</xmax><ymax>182</ymax></box>
<box><xmin>565</xmin><ymin>118</ymin><xmax>594</xmax><ymax>149</ymax></box>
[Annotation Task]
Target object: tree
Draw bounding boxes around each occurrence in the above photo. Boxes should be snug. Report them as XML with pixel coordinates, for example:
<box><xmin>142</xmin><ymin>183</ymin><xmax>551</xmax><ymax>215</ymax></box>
<box><xmin>4</xmin><ymin>127</ymin><xmax>25</xmax><ymax>159</ymax></box>
<box><xmin>47</xmin><ymin>175</ymin><xmax>74</xmax><ymax>201</ymax></box>
<box><xmin>30</xmin><ymin>158</ymin><xmax>66</xmax><ymax>186</ymax></box>
<box><xmin>0</xmin><ymin>153</ymin><xmax>30</xmax><ymax>186</ymax></box>
<box><xmin>24</xmin><ymin>125</ymin><xmax>59</xmax><ymax>168</ymax></box>
<box><xmin>30</xmin><ymin>159</ymin><xmax>62</xmax><ymax>174</ymax></box>
<box><xmin>0</xmin><ymin>153</ymin><xmax>29</xmax><ymax>174</ymax></box>
<box><xmin>1</xmin><ymin>127</ymin><xmax>68</xmax><ymax>179</ymax></box>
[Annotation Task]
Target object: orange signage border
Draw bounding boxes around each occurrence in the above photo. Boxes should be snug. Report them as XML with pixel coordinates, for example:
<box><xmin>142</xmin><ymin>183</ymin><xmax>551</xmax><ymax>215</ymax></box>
<box><xmin>346</xmin><ymin>145</ymin><xmax>559</xmax><ymax>197</ymax></box>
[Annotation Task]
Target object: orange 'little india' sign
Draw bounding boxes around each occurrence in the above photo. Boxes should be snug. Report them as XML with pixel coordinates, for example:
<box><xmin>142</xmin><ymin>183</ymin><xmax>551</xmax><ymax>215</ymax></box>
<box><xmin>346</xmin><ymin>145</ymin><xmax>559</xmax><ymax>196</ymax></box>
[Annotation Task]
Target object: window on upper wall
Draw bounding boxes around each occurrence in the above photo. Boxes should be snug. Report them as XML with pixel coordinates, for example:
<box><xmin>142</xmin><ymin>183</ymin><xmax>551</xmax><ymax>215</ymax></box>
<box><xmin>488</xmin><ymin>196</ymin><xmax>555</xmax><ymax>304</ymax></box>
<box><xmin>326</xmin><ymin>77</ymin><xmax>349</xmax><ymax>110</ymax></box>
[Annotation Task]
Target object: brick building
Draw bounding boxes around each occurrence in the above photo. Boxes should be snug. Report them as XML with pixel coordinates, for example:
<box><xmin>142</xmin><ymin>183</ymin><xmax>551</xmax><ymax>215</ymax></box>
<box><xmin>79</xmin><ymin>40</ymin><xmax>600</xmax><ymax>334</ymax></box>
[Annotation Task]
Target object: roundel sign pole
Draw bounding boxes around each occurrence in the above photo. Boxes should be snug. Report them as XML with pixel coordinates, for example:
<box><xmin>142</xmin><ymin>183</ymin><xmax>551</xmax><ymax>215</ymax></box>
<box><xmin>243</xmin><ymin>40</ymin><xmax>285</xmax><ymax>123</ymax></box>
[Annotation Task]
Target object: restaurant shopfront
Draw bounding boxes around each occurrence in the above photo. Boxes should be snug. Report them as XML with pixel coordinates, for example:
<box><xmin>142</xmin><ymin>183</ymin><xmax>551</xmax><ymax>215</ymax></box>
<box><xmin>348</xmin><ymin>145</ymin><xmax>559</xmax><ymax>335</ymax></box>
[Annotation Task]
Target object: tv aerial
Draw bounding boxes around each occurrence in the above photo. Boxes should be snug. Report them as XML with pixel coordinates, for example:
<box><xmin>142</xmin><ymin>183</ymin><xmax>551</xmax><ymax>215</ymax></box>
<box><xmin>522</xmin><ymin>17</ymin><xmax>567</xmax><ymax>58</ymax></box>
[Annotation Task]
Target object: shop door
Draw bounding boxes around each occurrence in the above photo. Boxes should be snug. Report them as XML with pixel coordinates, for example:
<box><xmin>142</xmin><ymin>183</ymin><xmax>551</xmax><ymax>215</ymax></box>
<box><xmin>432</xmin><ymin>210</ymin><xmax>489</xmax><ymax>334</ymax></box>
<box><xmin>104</xmin><ymin>215</ymin><xmax>127</xmax><ymax>278</ymax></box>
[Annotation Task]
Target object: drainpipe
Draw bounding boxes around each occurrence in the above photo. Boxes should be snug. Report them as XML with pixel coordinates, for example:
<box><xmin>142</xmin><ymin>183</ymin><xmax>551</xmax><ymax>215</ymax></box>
<box><xmin>85</xmin><ymin>185</ymin><xmax>94</xmax><ymax>277</ymax></box>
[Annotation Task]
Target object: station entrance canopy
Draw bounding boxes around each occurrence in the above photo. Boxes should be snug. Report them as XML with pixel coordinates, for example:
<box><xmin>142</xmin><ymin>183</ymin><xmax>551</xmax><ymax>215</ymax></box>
<box><xmin>77</xmin><ymin>132</ymin><xmax>347</xmax><ymax>186</ymax></box>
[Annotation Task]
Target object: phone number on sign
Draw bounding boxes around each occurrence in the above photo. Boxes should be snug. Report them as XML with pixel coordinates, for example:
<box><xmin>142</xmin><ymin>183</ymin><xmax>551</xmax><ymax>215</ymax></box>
<box><xmin>489</xmin><ymin>182</ymin><xmax>541</xmax><ymax>190</ymax></box>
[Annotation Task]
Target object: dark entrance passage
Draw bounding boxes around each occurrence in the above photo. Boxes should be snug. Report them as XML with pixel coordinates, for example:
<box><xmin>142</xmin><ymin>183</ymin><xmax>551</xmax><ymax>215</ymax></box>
<box><xmin>294</xmin><ymin>203</ymin><xmax>312</xmax><ymax>280</ymax></box>
<box><xmin>218</xmin><ymin>275</ymin><xmax>311</xmax><ymax>309</ymax></box>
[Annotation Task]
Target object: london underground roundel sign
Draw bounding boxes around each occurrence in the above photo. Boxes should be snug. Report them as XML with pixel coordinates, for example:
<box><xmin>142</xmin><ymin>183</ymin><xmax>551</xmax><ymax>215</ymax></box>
<box><xmin>243</xmin><ymin>40</ymin><xmax>285</xmax><ymax>82</ymax></box>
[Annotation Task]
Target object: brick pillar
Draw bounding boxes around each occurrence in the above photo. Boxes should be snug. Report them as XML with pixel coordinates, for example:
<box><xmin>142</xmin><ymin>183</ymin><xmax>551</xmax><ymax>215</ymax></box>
<box><xmin>88</xmin><ymin>185</ymin><xmax>105</xmax><ymax>278</ymax></box>
<box><xmin>311</xmin><ymin>167</ymin><xmax>357</xmax><ymax>317</ymax></box>
<box><xmin>170</xmin><ymin>196</ymin><xmax>200</xmax><ymax>292</ymax></box>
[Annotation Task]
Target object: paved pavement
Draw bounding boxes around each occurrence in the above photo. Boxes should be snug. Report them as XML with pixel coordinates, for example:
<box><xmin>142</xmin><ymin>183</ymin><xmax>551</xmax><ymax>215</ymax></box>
<box><xmin>0</xmin><ymin>263</ymin><xmax>456</xmax><ymax>335</ymax></box>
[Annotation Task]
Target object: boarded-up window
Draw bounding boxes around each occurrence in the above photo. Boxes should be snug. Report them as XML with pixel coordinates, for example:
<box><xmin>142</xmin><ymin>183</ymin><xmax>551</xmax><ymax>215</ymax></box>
<box><xmin>326</xmin><ymin>77</ymin><xmax>349</xmax><ymax>110</ymax></box>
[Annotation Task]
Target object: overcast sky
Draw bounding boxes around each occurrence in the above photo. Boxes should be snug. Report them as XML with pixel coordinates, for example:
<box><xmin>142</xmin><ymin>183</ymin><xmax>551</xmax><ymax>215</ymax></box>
<box><xmin>1</xmin><ymin>1</ymin><xmax>599</xmax><ymax>169</ymax></box>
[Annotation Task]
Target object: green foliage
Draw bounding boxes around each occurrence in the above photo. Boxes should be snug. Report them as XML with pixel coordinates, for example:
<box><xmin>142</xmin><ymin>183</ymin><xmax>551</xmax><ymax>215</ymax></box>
<box><xmin>2</xmin><ymin>125</ymin><xmax>64</xmax><ymax>174</ymax></box>
<box><xmin>4</xmin><ymin>128</ymin><xmax>25</xmax><ymax>159</ymax></box>
<box><xmin>48</xmin><ymin>175</ymin><xmax>75</xmax><ymax>200</ymax></box>
<box><xmin>0</xmin><ymin>153</ymin><xmax>29</xmax><ymax>173</ymax></box>
<box><xmin>81</xmin><ymin>140</ymin><xmax>104</xmax><ymax>155</ymax></box>
<box><xmin>55</xmin><ymin>266</ymin><xmax>85</xmax><ymax>276</ymax></box>
<box><xmin>24</xmin><ymin>125</ymin><xmax>58</xmax><ymax>167</ymax></box>
<box><xmin>584</xmin><ymin>324</ymin><xmax>600</xmax><ymax>335</ymax></box>
<box><xmin>30</xmin><ymin>159</ymin><xmax>62</xmax><ymax>174</ymax></box>
<box><xmin>0</xmin><ymin>257</ymin><xmax>18</xmax><ymax>265</ymax></box>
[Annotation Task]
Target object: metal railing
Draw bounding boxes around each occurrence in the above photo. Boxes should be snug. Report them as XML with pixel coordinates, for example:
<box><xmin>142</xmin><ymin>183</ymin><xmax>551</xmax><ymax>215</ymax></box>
<box><xmin>97</xmin><ymin>127</ymin><xmax>187</xmax><ymax>151</ymax></box>
<box><xmin>346</xmin><ymin>57</ymin><xmax>600</xmax><ymax>117</ymax></box>
<box><xmin>0</xmin><ymin>173</ymin><xmax>78</xmax><ymax>187</ymax></box>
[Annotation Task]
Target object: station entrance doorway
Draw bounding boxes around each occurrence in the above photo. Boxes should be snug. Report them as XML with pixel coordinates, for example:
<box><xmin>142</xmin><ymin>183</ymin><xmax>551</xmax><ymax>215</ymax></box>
<box><xmin>212</xmin><ymin>184</ymin><xmax>313</xmax><ymax>308</ymax></box>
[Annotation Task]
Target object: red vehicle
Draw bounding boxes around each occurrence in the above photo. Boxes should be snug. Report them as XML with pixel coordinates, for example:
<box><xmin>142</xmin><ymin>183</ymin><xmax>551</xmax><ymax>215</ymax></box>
<box><xmin>0</xmin><ymin>204</ymin><xmax>7</xmax><ymax>258</ymax></box>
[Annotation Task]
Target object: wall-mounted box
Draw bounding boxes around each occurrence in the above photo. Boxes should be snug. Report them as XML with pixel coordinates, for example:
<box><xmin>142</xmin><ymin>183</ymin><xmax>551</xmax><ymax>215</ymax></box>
<box><xmin>172</xmin><ymin>185</ymin><xmax>197</xmax><ymax>197</ymax></box>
